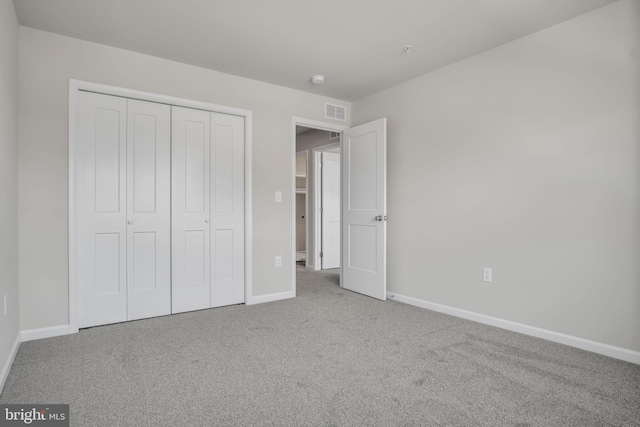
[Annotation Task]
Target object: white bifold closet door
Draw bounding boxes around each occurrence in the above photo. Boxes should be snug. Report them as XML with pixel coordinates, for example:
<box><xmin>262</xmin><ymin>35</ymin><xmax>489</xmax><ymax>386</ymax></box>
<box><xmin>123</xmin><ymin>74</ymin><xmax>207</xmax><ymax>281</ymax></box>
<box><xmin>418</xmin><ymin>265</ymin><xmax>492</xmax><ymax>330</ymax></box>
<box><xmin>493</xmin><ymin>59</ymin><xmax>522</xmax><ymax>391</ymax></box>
<box><xmin>77</xmin><ymin>91</ymin><xmax>171</xmax><ymax>328</ymax></box>
<box><xmin>171</xmin><ymin>106</ymin><xmax>245</xmax><ymax>313</ymax></box>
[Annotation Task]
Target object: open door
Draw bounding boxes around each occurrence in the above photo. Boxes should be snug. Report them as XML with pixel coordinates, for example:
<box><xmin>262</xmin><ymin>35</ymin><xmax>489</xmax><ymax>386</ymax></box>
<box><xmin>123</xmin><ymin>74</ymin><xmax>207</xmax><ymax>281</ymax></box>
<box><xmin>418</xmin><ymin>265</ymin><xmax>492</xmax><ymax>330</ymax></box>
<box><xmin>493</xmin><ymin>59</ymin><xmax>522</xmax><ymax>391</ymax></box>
<box><xmin>321</xmin><ymin>151</ymin><xmax>341</xmax><ymax>269</ymax></box>
<box><xmin>341</xmin><ymin>118</ymin><xmax>387</xmax><ymax>300</ymax></box>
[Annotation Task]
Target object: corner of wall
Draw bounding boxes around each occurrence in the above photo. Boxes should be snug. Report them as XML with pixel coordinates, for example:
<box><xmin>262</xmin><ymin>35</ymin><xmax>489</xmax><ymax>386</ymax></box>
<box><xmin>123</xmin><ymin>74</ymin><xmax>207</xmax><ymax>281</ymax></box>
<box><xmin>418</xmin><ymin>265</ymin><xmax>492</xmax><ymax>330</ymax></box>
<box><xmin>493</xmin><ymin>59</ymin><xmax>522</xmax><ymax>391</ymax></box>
<box><xmin>0</xmin><ymin>0</ymin><xmax>21</xmax><ymax>396</ymax></box>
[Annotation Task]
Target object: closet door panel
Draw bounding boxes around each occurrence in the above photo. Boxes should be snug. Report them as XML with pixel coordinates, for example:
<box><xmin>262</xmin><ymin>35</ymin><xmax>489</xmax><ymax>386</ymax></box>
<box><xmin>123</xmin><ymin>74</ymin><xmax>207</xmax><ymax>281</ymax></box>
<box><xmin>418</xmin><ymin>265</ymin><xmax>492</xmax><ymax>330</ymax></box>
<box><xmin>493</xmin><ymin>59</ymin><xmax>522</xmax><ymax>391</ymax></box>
<box><xmin>78</xmin><ymin>91</ymin><xmax>127</xmax><ymax>328</ymax></box>
<box><xmin>172</xmin><ymin>106</ymin><xmax>211</xmax><ymax>313</ymax></box>
<box><xmin>210</xmin><ymin>113</ymin><xmax>245</xmax><ymax>307</ymax></box>
<box><xmin>132</xmin><ymin>231</ymin><xmax>157</xmax><ymax>292</ymax></box>
<box><xmin>185</xmin><ymin>121</ymin><xmax>207</xmax><ymax>212</ymax></box>
<box><xmin>185</xmin><ymin>230</ymin><xmax>207</xmax><ymax>284</ymax></box>
<box><xmin>126</xmin><ymin>99</ymin><xmax>171</xmax><ymax>321</ymax></box>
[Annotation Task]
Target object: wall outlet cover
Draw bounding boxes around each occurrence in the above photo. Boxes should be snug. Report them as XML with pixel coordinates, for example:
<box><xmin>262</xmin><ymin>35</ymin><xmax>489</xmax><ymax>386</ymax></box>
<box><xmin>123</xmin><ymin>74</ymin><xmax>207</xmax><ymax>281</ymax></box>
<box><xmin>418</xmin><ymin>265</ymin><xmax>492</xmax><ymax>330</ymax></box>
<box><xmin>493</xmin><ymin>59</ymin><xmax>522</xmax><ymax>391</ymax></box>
<box><xmin>483</xmin><ymin>268</ymin><xmax>492</xmax><ymax>283</ymax></box>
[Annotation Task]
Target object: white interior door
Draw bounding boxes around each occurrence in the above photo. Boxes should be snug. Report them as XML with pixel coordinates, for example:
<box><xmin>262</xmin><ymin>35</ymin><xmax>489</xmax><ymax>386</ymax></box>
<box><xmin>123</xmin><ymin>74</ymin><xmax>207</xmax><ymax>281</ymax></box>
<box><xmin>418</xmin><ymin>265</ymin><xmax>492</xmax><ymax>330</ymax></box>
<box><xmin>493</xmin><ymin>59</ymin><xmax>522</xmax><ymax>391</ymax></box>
<box><xmin>78</xmin><ymin>91</ymin><xmax>128</xmax><ymax>327</ymax></box>
<box><xmin>126</xmin><ymin>99</ymin><xmax>171</xmax><ymax>321</ymax></box>
<box><xmin>342</xmin><ymin>118</ymin><xmax>387</xmax><ymax>300</ymax></box>
<box><xmin>321</xmin><ymin>151</ymin><xmax>341</xmax><ymax>269</ymax></box>
<box><xmin>210</xmin><ymin>112</ymin><xmax>245</xmax><ymax>307</ymax></box>
<box><xmin>171</xmin><ymin>106</ymin><xmax>211</xmax><ymax>313</ymax></box>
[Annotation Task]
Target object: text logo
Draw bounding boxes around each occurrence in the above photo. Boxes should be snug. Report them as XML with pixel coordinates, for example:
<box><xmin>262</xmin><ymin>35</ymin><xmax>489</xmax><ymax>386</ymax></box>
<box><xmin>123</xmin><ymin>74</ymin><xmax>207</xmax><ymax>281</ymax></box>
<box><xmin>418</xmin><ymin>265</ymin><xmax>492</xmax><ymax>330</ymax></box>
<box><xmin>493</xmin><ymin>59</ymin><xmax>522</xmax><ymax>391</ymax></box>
<box><xmin>0</xmin><ymin>405</ymin><xmax>68</xmax><ymax>427</ymax></box>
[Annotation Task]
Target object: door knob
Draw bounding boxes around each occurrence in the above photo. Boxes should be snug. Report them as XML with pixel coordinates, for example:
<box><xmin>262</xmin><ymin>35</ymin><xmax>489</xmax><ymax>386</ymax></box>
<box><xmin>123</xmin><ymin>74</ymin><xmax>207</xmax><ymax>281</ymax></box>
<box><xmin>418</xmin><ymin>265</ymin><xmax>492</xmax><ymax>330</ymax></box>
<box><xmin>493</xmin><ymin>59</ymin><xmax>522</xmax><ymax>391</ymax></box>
<box><xmin>127</xmin><ymin>220</ymin><xmax>133</xmax><ymax>225</ymax></box>
<box><xmin>375</xmin><ymin>215</ymin><xmax>383</xmax><ymax>222</ymax></box>
<box><xmin>205</xmin><ymin>219</ymin><xmax>209</xmax><ymax>223</ymax></box>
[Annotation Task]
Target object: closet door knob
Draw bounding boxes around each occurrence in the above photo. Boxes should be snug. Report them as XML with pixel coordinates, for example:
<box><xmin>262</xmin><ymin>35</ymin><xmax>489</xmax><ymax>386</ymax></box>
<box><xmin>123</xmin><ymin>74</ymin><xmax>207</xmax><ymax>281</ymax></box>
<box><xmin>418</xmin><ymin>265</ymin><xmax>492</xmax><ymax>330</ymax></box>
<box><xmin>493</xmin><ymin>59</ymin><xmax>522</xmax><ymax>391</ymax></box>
<box><xmin>374</xmin><ymin>215</ymin><xmax>383</xmax><ymax>222</ymax></box>
<box><xmin>127</xmin><ymin>220</ymin><xmax>133</xmax><ymax>225</ymax></box>
<box><xmin>205</xmin><ymin>219</ymin><xmax>209</xmax><ymax>223</ymax></box>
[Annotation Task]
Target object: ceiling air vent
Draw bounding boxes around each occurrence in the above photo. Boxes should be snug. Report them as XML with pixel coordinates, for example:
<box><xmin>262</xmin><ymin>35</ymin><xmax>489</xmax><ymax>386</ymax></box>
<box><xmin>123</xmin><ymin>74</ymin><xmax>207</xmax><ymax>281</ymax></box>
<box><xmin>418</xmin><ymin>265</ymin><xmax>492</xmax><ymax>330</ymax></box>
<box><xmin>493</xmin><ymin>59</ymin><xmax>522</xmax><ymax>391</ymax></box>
<box><xmin>325</xmin><ymin>103</ymin><xmax>346</xmax><ymax>121</ymax></box>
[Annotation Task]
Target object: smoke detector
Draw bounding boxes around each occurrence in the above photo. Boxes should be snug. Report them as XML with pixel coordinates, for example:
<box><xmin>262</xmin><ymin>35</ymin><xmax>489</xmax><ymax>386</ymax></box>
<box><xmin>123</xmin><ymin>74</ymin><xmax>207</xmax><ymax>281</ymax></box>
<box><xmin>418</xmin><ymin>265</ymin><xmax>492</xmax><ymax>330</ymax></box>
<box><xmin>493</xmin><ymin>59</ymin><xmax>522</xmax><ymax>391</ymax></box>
<box><xmin>311</xmin><ymin>75</ymin><xmax>325</xmax><ymax>84</ymax></box>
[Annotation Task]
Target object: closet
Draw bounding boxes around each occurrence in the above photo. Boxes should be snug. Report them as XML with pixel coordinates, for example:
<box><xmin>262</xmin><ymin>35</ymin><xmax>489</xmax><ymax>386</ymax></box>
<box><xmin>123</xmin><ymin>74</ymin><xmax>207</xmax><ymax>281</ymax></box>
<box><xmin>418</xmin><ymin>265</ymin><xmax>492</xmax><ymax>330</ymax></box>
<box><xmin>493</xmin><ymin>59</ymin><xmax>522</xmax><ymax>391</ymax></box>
<box><xmin>76</xmin><ymin>91</ymin><xmax>244</xmax><ymax>328</ymax></box>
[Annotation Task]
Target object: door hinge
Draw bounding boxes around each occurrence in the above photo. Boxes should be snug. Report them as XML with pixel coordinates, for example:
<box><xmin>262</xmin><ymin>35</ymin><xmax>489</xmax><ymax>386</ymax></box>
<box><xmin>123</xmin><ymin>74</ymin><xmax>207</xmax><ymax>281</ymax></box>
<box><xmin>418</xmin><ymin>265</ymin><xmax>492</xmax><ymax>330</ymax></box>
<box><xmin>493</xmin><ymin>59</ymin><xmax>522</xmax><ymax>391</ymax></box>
<box><xmin>320</xmin><ymin>252</ymin><xmax>323</xmax><ymax>258</ymax></box>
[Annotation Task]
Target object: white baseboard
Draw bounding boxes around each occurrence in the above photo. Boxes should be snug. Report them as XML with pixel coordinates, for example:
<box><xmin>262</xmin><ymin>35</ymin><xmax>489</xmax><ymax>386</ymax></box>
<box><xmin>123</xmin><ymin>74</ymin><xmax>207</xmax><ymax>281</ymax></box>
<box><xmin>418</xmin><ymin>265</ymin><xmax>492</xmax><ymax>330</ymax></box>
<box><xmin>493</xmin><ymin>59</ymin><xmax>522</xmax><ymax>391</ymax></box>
<box><xmin>20</xmin><ymin>324</ymin><xmax>71</xmax><ymax>342</ymax></box>
<box><xmin>387</xmin><ymin>292</ymin><xmax>640</xmax><ymax>365</ymax></box>
<box><xmin>0</xmin><ymin>333</ymin><xmax>21</xmax><ymax>395</ymax></box>
<box><xmin>246</xmin><ymin>291</ymin><xmax>294</xmax><ymax>305</ymax></box>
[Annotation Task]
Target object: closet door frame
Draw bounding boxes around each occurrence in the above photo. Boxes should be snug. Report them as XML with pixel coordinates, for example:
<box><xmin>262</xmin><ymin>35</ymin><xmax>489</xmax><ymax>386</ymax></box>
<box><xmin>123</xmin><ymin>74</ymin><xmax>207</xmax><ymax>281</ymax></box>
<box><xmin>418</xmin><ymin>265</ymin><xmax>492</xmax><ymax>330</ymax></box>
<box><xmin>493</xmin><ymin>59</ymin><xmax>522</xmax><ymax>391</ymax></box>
<box><xmin>68</xmin><ymin>79</ymin><xmax>253</xmax><ymax>334</ymax></box>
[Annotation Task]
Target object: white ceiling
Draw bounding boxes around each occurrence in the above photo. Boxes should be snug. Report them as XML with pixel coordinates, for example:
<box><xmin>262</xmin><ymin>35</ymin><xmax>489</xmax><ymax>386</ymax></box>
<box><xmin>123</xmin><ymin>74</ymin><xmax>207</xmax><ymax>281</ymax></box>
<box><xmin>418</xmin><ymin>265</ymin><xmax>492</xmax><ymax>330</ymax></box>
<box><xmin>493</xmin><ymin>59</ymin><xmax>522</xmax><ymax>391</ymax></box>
<box><xmin>13</xmin><ymin>0</ymin><xmax>617</xmax><ymax>101</ymax></box>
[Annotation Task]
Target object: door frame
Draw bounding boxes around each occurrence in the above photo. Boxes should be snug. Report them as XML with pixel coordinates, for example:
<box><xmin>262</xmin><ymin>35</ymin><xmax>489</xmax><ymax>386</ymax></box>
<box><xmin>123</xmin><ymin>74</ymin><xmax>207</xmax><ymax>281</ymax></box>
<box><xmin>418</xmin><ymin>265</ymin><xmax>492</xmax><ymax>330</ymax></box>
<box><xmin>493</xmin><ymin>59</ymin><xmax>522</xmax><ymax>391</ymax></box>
<box><xmin>291</xmin><ymin>117</ymin><xmax>347</xmax><ymax>296</ymax></box>
<box><xmin>69</xmin><ymin>79</ymin><xmax>253</xmax><ymax>333</ymax></box>
<box><xmin>313</xmin><ymin>142</ymin><xmax>340</xmax><ymax>270</ymax></box>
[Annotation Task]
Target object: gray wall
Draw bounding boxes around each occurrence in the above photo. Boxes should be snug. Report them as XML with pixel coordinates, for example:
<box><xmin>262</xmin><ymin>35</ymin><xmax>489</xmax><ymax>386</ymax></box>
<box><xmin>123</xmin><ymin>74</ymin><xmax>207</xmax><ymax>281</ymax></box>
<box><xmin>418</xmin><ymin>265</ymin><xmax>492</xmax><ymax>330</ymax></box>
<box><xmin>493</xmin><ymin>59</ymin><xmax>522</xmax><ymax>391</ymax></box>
<box><xmin>353</xmin><ymin>0</ymin><xmax>640</xmax><ymax>352</ymax></box>
<box><xmin>17</xmin><ymin>27</ymin><xmax>350</xmax><ymax>332</ymax></box>
<box><xmin>0</xmin><ymin>0</ymin><xmax>20</xmax><ymax>387</ymax></box>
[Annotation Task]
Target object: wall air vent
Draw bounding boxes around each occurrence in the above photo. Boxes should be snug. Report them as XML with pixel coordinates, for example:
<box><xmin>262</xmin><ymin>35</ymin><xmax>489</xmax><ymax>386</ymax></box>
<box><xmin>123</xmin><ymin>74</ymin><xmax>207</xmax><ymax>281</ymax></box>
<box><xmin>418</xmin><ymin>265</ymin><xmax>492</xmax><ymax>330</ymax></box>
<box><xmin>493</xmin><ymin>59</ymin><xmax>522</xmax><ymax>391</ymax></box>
<box><xmin>329</xmin><ymin>131</ymin><xmax>340</xmax><ymax>140</ymax></box>
<box><xmin>325</xmin><ymin>103</ymin><xmax>347</xmax><ymax>121</ymax></box>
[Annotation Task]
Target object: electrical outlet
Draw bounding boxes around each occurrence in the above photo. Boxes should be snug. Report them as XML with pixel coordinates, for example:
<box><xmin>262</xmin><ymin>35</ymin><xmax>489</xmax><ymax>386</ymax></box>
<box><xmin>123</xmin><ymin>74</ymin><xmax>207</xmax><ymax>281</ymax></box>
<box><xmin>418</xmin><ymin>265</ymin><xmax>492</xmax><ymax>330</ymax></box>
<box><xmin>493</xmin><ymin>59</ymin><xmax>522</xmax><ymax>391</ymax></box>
<box><xmin>3</xmin><ymin>294</ymin><xmax>6</xmax><ymax>315</ymax></box>
<box><xmin>275</xmin><ymin>256</ymin><xmax>282</xmax><ymax>267</ymax></box>
<box><xmin>483</xmin><ymin>268</ymin><xmax>492</xmax><ymax>283</ymax></box>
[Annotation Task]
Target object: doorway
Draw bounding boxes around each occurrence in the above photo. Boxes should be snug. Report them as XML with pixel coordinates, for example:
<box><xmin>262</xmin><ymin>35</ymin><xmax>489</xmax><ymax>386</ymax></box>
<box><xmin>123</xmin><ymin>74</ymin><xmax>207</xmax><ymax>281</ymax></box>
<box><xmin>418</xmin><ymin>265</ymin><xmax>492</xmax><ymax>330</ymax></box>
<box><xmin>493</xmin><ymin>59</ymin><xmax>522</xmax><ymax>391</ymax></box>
<box><xmin>295</xmin><ymin>126</ymin><xmax>341</xmax><ymax>271</ymax></box>
<box><xmin>291</xmin><ymin>116</ymin><xmax>387</xmax><ymax>300</ymax></box>
<box><xmin>292</xmin><ymin>119</ymin><xmax>346</xmax><ymax>296</ymax></box>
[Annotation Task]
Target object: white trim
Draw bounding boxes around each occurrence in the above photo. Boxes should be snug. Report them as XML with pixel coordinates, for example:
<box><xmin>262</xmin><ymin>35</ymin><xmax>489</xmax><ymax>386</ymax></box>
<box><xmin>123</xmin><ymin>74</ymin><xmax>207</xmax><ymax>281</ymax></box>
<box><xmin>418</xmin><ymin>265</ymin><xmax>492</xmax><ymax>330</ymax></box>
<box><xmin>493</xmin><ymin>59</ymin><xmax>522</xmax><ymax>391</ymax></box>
<box><xmin>387</xmin><ymin>292</ymin><xmax>640</xmax><ymax>365</ymax></box>
<box><xmin>245</xmin><ymin>291</ymin><xmax>295</xmax><ymax>305</ymax></box>
<box><xmin>20</xmin><ymin>325</ymin><xmax>72</xmax><ymax>342</ymax></box>
<box><xmin>291</xmin><ymin>117</ymin><xmax>348</xmax><ymax>296</ymax></box>
<box><xmin>312</xmin><ymin>142</ymin><xmax>341</xmax><ymax>271</ymax></box>
<box><xmin>68</xmin><ymin>82</ymin><xmax>79</xmax><ymax>333</ymax></box>
<box><xmin>0</xmin><ymin>333</ymin><xmax>20</xmax><ymax>394</ymax></box>
<box><xmin>70</xmin><ymin>80</ymin><xmax>251</xmax><ymax>117</ymax></box>
<box><xmin>69</xmin><ymin>79</ymin><xmax>253</xmax><ymax>331</ymax></box>
<box><xmin>293</xmin><ymin>117</ymin><xmax>348</xmax><ymax>134</ymax></box>
<box><xmin>244</xmin><ymin>113</ymin><xmax>254</xmax><ymax>312</ymax></box>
